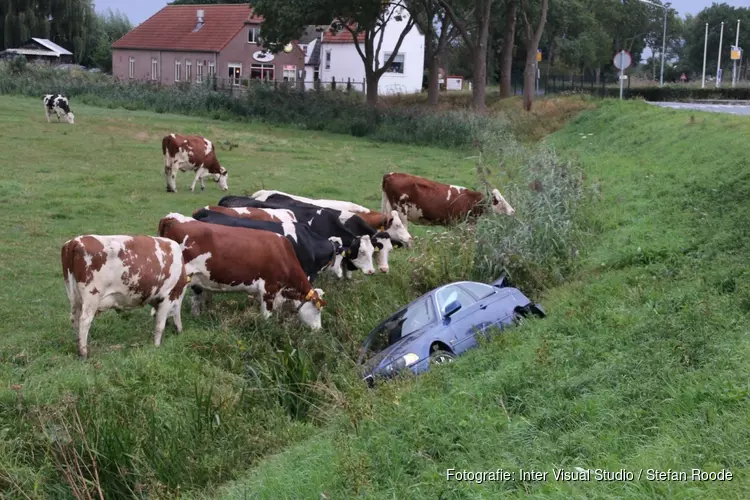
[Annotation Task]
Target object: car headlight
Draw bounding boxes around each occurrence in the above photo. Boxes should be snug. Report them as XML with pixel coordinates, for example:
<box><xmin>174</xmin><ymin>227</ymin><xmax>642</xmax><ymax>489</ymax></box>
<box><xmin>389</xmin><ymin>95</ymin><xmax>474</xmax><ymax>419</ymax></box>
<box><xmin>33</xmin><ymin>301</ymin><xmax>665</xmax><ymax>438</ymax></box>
<box><xmin>383</xmin><ymin>353</ymin><xmax>420</xmax><ymax>374</ymax></box>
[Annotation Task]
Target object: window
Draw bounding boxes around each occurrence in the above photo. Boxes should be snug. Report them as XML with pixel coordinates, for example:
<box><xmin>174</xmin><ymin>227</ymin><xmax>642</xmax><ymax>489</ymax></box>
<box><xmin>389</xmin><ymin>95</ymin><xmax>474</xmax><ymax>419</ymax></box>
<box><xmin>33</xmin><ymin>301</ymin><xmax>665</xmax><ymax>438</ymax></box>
<box><xmin>324</xmin><ymin>49</ymin><xmax>331</xmax><ymax>70</ymax></box>
<box><xmin>196</xmin><ymin>61</ymin><xmax>204</xmax><ymax>83</ymax></box>
<box><xmin>208</xmin><ymin>61</ymin><xmax>216</xmax><ymax>76</ymax></box>
<box><xmin>250</xmin><ymin>63</ymin><xmax>274</xmax><ymax>81</ymax></box>
<box><xmin>282</xmin><ymin>65</ymin><xmax>296</xmax><ymax>82</ymax></box>
<box><xmin>300</xmin><ymin>44</ymin><xmax>308</xmax><ymax>55</ymax></box>
<box><xmin>185</xmin><ymin>60</ymin><xmax>192</xmax><ymax>82</ymax></box>
<box><xmin>174</xmin><ymin>61</ymin><xmax>181</xmax><ymax>82</ymax></box>
<box><xmin>228</xmin><ymin>63</ymin><xmax>242</xmax><ymax>86</ymax></box>
<box><xmin>248</xmin><ymin>27</ymin><xmax>260</xmax><ymax>44</ymax></box>
<box><xmin>435</xmin><ymin>285</ymin><xmax>476</xmax><ymax>316</ymax></box>
<box><xmin>151</xmin><ymin>58</ymin><xmax>158</xmax><ymax>80</ymax></box>
<box><xmin>385</xmin><ymin>52</ymin><xmax>405</xmax><ymax>73</ymax></box>
<box><xmin>458</xmin><ymin>282</ymin><xmax>496</xmax><ymax>301</ymax></box>
<box><xmin>128</xmin><ymin>57</ymin><xmax>135</xmax><ymax>79</ymax></box>
<box><xmin>361</xmin><ymin>297</ymin><xmax>436</xmax><ymax>360</ymax></box>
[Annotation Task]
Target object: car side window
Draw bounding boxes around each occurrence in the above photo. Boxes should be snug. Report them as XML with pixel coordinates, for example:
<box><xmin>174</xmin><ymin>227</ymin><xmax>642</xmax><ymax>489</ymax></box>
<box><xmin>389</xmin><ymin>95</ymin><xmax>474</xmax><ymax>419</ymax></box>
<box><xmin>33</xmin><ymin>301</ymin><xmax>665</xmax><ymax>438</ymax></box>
<box><xmin>458</xmin><ymin>282</ymin><xmax>495</xmax><ymax>300</ymax></box>
<box><xmin>435</xmin><ymin>285</ymin><xmax>476</xmax><ymax>315</ymax></box>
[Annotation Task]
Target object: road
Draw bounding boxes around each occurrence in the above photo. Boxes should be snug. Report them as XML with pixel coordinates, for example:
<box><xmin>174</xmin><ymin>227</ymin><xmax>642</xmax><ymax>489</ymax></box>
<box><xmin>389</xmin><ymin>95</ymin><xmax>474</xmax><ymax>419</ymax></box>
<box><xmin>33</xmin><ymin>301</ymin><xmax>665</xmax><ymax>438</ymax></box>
<box><xmin>648</xmin><ymin>102</ymin><xmax>750</xmax><ymax>115</ymax></box>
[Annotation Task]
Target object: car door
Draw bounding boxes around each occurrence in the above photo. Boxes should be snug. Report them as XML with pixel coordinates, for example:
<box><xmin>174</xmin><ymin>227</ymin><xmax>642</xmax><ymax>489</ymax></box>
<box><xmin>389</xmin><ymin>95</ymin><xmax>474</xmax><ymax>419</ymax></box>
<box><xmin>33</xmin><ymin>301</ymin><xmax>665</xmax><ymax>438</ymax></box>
<box><xmin>434</xmin><ymin>284</ymin><xmax>482</xmax><ymax>355</ymax></box>
<box><xmin>457</xmin><ymin>282</ymin><xmax>514</xmax><ymax>338</ymax></box>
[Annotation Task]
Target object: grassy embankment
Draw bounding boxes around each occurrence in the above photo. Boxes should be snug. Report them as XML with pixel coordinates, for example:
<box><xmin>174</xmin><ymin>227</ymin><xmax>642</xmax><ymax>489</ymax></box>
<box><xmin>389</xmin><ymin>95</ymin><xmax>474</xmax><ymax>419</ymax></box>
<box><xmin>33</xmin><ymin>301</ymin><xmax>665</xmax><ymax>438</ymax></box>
<box><xmin>208</xmin><ymin>101</ymin><xmax>750</xmax><ymax>499</ymax></box>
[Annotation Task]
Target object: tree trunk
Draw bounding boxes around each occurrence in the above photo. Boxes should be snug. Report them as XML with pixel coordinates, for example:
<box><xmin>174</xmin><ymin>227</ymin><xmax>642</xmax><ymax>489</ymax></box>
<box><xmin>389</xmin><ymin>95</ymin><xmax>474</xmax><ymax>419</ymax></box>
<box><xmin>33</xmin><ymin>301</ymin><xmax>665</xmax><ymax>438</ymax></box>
<box><xmin>595</xmin><ymin>66</ymin><xmax>601</xmax><ymax>85</ymax></box>
<box><xmin>366</xmin><ymin>73</ymin><xmax>379</xmax><ymax>106</ymax></box>
<box><xmin>499</xmin><ymin>0</ymin><xmax>517</xmax><ymax>98</ymax></box>
<box><xmin>427</xmin><ymin>54</ymin><xmax>441</xmax><ymax>105</ymax></box>
<box><xmin>522</xmin><ymin>50</ymin><xmax>536</xmax><ymax>111</ymax></box>
<box><xmin>471</xmin><ymin>0</ymin><xmax>492</xmax><ymax>111</ymax></box>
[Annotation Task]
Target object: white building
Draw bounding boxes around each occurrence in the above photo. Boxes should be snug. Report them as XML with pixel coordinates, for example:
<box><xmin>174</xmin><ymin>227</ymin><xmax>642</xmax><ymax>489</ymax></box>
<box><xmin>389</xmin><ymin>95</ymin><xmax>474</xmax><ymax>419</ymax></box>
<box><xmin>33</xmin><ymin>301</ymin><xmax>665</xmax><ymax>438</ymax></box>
<box><xmin>309</xmin><ymin>6</ymin><xmax>425</xmax><ymax>95</ymax></box>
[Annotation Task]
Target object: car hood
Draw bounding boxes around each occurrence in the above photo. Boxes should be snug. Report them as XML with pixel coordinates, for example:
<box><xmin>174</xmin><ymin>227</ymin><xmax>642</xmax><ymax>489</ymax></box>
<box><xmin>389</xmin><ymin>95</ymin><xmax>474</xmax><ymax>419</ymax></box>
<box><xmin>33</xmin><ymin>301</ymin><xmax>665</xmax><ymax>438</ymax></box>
<box><xmin>360</xmin><ymin>323</ymin><xmax>437</xmax><ymax>376</ymax></box>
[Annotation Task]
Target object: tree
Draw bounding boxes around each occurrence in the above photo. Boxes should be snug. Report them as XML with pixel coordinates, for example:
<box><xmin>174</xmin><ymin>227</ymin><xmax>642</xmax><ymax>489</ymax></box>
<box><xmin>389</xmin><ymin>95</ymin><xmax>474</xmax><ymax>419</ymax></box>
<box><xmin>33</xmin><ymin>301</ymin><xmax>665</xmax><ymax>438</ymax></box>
<box><xmin>248</xmin><ymin>0</ymin><xmax>416</xmax><ymax>106</ymax></box>
<box><xmin>520</xmin><ymin>0</ymin><xmax>548</xmax><ymax>111</ymax></box>
<box><xmin>681</xmin><ymin>4</ymin><xmax>750</xmax><ymax>78</ymax></box>
<box><xmin>499</xmin><ymin>0</ymin><xmax>518</xmax><ymax>98</ymax></box>
<box><xmin>438</xmin><ymin>0</ymin><xmax>495</xmax><ymax>111</ymax></box>
<box><xmin>408</xmin><ymin>0</ymin><xmax>458</xmax><ymax>105</ymax></box>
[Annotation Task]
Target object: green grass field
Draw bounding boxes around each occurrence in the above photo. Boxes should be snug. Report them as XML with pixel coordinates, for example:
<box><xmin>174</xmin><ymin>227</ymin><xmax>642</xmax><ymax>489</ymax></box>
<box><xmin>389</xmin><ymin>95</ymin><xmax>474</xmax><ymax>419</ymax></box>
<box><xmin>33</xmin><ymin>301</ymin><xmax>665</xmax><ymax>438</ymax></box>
<box><xmin>207</xmin><ymin>103</ymin><xmax>750</xmax><ymax>498</ymax></box>
<box><xmin>1</xmin><ymin>94</ymin><xmax>749</xmax><ymax>498</ymax></box>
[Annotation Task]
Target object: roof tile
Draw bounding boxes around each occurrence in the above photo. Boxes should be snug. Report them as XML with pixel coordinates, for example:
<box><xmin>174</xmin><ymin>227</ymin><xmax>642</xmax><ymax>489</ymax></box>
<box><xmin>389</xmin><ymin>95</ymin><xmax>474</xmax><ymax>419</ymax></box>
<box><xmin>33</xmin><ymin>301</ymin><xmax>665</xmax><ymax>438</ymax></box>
<box><xmin>112</xmin><ymin>4</ymin><xmax>260</xmax><ymax>52</ymax></box>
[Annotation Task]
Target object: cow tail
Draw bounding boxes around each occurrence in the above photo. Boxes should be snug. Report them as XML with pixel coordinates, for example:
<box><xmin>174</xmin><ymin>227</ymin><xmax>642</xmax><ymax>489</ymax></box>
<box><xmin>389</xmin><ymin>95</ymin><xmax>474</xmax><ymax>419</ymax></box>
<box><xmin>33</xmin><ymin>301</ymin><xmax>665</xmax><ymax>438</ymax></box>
<box><xmin>60</xmin><ymin>239</ymin><xmax>82</xmax><ymax>304</ymax></box>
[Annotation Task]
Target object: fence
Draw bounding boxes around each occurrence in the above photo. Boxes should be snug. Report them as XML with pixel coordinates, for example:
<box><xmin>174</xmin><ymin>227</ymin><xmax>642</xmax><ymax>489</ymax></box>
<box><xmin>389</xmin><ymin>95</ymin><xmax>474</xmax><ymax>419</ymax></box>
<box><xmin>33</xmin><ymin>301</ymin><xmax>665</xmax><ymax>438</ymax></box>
<box><xmin>209</xmin><ymin>76</ymin><xmax>366</xmax><ymax>94</ymax></box>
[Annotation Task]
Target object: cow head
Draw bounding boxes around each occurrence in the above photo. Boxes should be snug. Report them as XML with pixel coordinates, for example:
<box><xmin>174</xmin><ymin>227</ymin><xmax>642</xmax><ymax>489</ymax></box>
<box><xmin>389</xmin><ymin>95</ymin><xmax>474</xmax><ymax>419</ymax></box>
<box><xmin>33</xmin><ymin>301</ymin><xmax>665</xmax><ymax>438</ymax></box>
<box><xmin>327</xmin><ymin>237</ymin><xmax>344</xmax><ymax>278</ymax></box>
<box><xmin>341</xmin><ymin>235</ymin><xmax>376</xmax><ymax>276</ymax></box>
<box><xmin>372</xmin><ymin>232</ymin><xmax>394</xmax><ymax>273</ymax></box>
<box><xmin>216</xmin><ymin>168</ymin><xmax>229</xmax><ymax>191</ymax></box>
<box><xmin>298</xmin><ymin>288</ymin><xmax>327</xmax><ymax>329</ymax></box>
<box><xmin>385</xmin><ymin>210</ymin><xmax>412</xmax><ymax>247</ymax></box>
<box><xmin>65</xmin><ymin>111</ymin><xmax>75</xmax><ymax>124</ymax></box>
<box><xmin>490</xmin><ymin>189</ymin><xmax>515</xmax><ymax>215</ymax></box>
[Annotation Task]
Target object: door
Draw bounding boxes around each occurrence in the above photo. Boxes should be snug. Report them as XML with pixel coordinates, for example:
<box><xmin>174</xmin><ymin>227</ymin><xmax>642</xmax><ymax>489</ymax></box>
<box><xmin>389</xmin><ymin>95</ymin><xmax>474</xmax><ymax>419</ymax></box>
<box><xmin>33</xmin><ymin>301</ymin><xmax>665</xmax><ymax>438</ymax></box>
<box><xmin>434</xmin><ymin>284</ymin><xmax>482</xmax><ymax>355</ymax></box>
<box><xmin>228</xmin><ymin>63</ymin><xmax>242</xmax><ymax>86</ymax></box>
<box><xmin>456</xmin><ymin>282</ymin><xmax>511</xmax><ymax>338</ymax></box>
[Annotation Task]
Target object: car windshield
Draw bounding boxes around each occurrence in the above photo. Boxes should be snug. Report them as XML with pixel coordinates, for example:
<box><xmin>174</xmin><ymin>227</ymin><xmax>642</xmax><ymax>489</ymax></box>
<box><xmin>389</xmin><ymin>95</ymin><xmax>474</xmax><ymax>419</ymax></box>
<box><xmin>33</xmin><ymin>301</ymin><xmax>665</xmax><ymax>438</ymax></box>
<box><xmin>360</xmin><ymin>297</ymin><xmax>435</xmax><ymax>361</ymax></box>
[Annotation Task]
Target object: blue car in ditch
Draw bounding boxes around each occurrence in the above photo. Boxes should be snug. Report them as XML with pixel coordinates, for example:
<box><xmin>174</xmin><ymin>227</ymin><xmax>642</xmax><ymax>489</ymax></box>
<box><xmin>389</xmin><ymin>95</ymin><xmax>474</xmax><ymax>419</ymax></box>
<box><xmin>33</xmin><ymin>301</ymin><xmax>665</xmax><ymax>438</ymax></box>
<box><xmin>357</xmin><ymin>276</ymin><xmax>545</xmax><ymax>385</ymax></box>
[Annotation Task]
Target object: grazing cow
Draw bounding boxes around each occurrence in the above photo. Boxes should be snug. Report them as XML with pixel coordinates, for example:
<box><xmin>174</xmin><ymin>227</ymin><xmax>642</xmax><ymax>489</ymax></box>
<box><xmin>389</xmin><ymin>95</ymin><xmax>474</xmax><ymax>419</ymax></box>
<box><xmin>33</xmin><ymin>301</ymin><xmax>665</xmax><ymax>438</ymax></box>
<box><xmin>256</xmin><ymin>192</ymin><xmax>412</xmax><ymax>248</ymax></box>
<box><xmin>194</xmin><ymin>205</ymin><xmax>296</xmax><ymax>223</ymax></box>
<box><xmin>44</xmin><ymin>94</ymin><xmax>75</xmax><ymax>124</ymax></box>
<box><xmin>218</xmin><ymin>195</ymin><xmax>386</xmax><ymax>276</ymax></box>
<box><xmin>251</xmin><ymin>189</ymin><xmax>370</xmax><ymax>214</ymax></box>
<box><xmin>381</xmin><ymin>172</ymin><xmax>515</xmax><ymax>229</ymax></box>
<box><xmin>162</xmin><ymin>134</ymin><xmax>229</xmax><ymax>193</ymax></box>
<box><xmin>61</xmin><ymin>235</ymin><xmax>189</xmax><ymax>358</ymax></box>
<box><xmin>192</xmin><ymin>208</ymin><xmax>364</xmax><ymax>280</ymax></box>
<box><xmin>157</xmin><ymin>213</ymin><xmax>327</xmax><ymax>329</ymax></box>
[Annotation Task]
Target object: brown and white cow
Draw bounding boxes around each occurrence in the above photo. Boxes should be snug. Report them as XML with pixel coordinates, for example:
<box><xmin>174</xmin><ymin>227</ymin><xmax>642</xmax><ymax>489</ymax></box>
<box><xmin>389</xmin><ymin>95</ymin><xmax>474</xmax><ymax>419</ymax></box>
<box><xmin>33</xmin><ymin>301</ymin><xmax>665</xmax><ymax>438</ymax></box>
<box><xmin>162</xmin><ymin>134</ymin><xmax>229</xmax><ymax>193</ymax></box>
<box><xmin>157</xmin><ymin>213</ymin><xmax>327</xmax><ymax>329</ymax></box>
<box><xmin>193</xmin><ymin>205</ymin><xmax>296</xmax><ymax>223</ymax></box>
<box><xmin>61</xmin><ymin>235</ymin><xmax>190</xmax><ymax>358</ymax></box>
<box><xmin>381</xmin><ymin>172</ymin><xmax>514</xmax><ymax>229</ymax></box>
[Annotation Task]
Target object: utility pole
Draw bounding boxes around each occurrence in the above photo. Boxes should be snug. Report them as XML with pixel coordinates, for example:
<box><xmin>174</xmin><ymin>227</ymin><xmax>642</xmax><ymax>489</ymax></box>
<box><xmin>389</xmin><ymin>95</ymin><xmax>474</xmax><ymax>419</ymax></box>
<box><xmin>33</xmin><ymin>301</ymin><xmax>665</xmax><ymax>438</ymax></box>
<box><xmin>732</xmin><ymin>19</ymin><xmax>741</xmax><ymax>87</ymax></box>
<box><xmin>717</xmin><ymin>22</ymin><xmax>725</xmax><ymax>88</ymax></box>
<box><xmin>702</xmin><ymin>23</ymin><xmax>709</xmax><ymax>88</ymax></box>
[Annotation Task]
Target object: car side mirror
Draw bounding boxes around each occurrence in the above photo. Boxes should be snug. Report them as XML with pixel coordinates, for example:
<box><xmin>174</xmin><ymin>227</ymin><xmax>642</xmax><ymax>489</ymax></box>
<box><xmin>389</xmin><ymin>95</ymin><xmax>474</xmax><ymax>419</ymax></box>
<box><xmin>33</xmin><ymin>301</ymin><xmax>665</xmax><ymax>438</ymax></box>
<box><xmin>443</xmin><ymin>300</ymin><xmax>462</xmax><ymax>318</ymax></box>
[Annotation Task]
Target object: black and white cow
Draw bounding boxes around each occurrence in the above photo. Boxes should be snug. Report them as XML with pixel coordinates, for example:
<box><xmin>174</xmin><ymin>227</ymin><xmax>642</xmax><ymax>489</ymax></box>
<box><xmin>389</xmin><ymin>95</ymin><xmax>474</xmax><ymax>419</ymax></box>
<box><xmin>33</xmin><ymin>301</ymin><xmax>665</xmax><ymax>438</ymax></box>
<box><xmin>44</xmin><ymin>94</ymin><xmax>75</xmax><ymax>124</ymax></box>
<box><xmin>192</xmin><ymin>208</ymin><xmax>376</xmax><ymax>280</ymax></box>
<box><xmin>218</xmin><ymin>195</ymin><xmax>393</xmax><ymax>275</ymax></box>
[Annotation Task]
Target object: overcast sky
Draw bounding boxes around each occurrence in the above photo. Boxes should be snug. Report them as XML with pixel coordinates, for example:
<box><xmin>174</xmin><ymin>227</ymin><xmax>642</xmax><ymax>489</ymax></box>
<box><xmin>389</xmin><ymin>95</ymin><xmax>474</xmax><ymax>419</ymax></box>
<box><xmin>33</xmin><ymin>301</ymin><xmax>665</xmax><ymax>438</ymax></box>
<box><xmin>96</xmin><ymin>0</ymin><xmax>747</xmax><ymax>26</ymax></box>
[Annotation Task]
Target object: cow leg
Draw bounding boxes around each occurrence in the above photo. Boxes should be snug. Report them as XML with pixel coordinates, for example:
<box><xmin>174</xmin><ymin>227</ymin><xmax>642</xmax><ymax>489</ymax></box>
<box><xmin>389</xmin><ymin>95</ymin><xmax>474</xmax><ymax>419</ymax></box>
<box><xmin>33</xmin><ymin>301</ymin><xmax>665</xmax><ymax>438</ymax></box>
<box><xmin>152</xmin><ymin>301</ymin><xmax>171</xmax><ymax>346</ymax></box>
<box><xmin>77</xmin><ymin>302</ymin><xmax>97</xmax><ymax>358</ymax></box>
<box><xmin>70</xmin><ymin>300</ymin><xmax>82</xmax><ymax>332</ymax></box>
<box><xmin>45</xmin><ymin>107</ymin><xmax>51</xmax><ymax>123</ymax></box>
<box><xmin>170</xmin><ymin>300</ymin><xmax>184</xmax><ymax>333</ymax></box>
<box><xmin>190</xmin><ymin>167</ymin><xmax>207</xmax><ymax>192</ymax></box>
<box><xmin>164</xmin><ymin>156</ymin><xmax>177</xmax><ymax>193</ymax></box>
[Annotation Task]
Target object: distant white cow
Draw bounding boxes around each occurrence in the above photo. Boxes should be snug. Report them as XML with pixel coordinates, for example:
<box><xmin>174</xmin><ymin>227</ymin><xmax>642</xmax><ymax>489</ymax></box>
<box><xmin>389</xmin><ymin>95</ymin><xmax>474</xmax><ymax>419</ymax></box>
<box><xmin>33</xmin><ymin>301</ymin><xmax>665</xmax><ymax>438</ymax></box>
<box><xmin>61</xmin><ymin>235</ymin><xmax>190</xmax><ymax>358</ymax></box>
<box><xmin>43</xmin><ymin>94</ymin><xmax>75</xmax><ymax>124</ymax></box>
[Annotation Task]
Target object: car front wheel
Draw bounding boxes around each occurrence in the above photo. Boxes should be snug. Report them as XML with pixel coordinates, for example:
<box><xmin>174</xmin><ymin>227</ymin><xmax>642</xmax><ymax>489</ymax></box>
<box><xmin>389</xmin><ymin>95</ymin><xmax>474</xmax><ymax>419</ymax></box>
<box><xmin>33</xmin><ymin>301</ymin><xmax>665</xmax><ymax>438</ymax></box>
<box><xmin>429</xmin><ymin>349</ymin><xmax>455</xmax><ymax>365</ymax></box>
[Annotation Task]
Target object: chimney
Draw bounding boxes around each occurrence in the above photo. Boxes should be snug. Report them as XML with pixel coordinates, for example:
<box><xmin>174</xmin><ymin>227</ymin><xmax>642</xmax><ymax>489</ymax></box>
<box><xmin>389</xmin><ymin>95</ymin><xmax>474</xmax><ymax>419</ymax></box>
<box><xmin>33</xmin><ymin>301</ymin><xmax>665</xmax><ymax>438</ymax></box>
<box><xmin>197</xmin><ymin>9</ymin><xmax>205</xmax><ymax>23</ymax></box>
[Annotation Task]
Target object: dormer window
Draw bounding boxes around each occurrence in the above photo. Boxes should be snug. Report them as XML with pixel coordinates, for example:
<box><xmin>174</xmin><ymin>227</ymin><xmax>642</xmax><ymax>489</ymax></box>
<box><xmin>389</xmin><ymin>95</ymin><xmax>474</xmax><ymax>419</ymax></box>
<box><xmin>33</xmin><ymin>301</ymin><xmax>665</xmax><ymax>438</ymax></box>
<box><xmin>248</xmin><ymin>27</ymin><xmax>260</xmax><ymax>44</ymax></box>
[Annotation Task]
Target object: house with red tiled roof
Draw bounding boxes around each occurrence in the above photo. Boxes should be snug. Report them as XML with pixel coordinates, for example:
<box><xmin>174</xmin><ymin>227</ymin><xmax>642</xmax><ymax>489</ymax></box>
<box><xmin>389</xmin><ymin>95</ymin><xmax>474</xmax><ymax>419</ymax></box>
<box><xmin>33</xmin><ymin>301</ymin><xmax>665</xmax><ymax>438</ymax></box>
<box><xmin>111</xmin><ymin>4</ymin><xmax>304</xmax><ymax>87</ymax></box>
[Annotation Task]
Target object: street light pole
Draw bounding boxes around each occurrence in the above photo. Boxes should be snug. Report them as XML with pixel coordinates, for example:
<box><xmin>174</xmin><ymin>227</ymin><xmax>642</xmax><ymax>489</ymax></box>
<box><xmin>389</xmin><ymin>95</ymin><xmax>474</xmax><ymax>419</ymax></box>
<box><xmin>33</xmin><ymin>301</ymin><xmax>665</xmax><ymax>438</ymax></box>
<box><xmin>636</xmin><ymin>0</ymin><xmax>668</xmax><ymax>87</ymax></box>
<box><xmin>717</xmin><ymin>21</ymin><xmax>725</xmax><ymax>88</ymax></box>
<box><xmin>702</xmin><ymin>23</ymin><xmax>709</xmax><ymax>88</ymax></box>
<box><xmin>732</xmin><ymin>19</ymin><xmax>741</xmax><ymax>88</ymax></box>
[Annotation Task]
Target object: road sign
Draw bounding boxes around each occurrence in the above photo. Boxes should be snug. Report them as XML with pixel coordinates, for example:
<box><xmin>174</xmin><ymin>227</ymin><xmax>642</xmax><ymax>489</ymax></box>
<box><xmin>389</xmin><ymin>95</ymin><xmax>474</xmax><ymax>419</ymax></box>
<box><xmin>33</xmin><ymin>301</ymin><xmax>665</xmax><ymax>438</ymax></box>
<box><xmin>537</xmin><ymin>49</ymin><xmax>542</xmax><ymax>62</ymax></box>
<box><xmin>613</xmin><ymin>50</ymin><xmax>632</xmax><ymax>70</ymax></box>
<box><xmin>731</xmin><ymin>46</ymin><xmax>742</xmax><ymax>60</ymax></box>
